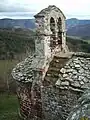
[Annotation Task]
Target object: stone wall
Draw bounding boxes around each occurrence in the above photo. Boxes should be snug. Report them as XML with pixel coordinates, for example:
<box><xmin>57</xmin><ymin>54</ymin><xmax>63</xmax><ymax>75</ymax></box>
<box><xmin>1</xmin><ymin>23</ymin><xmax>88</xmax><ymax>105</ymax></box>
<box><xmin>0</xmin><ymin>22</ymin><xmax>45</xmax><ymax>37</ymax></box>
<box><xmin>12</xmin><ymin>53</ymin><xmax>90</xmax><ymax>120</ymax></box>
<box><xmin>12</xmin><ymin>5</ymin><xmax>90</xmax><ymax>120</ymax></box>
<box><xmin>12</xmin><ymin>52</ymin><xmax>90</xmax><ymax>120</ymax></box>
<box><xmin>67</xmin><ymin>89</ymin><xmax>90</xmax><ymax>120</ymax></box>
<box><xmin>41</xmin><ymin>52</ymin><xmax>90</xmax><ymax>120</ymax></box>
<box><xmin>34</xmin><ymin>5</ymin><xmax>68</xmax><ymax>64</ymax></box>
<box><xmin>12</xmin><ymin>55</ymin><xmax>44</xmax><ymax>120</ymax></box>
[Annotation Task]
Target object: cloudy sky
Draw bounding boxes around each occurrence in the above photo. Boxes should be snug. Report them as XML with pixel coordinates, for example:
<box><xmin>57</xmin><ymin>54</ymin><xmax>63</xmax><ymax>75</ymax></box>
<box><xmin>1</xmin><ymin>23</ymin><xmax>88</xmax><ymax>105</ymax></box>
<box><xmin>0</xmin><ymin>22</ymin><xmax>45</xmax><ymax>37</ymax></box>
<box><xmin>0</xmin><ymin>0</ymin><xmax>90</xmax><ymax>19</ymax></box>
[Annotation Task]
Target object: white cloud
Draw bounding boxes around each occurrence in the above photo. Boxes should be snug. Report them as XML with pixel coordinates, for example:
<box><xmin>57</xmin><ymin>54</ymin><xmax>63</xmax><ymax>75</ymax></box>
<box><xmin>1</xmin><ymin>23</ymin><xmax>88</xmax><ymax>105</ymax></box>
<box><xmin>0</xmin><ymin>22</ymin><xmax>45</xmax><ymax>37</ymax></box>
<box><xmin>0</xmin><ymin>0</ymin><xmax>90</xmax><ymax>19</ymax></box>
<box><xmin>0</xmin><ymin>12</ymin><xmax>34</xmax><ymax>19</ymax></box>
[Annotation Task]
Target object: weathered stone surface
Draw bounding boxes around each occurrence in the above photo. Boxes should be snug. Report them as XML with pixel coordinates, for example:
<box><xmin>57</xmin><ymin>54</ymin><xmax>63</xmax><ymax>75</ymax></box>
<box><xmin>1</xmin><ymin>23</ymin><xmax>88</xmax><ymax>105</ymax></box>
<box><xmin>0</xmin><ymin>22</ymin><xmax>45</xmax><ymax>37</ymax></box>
<box><xmin>67</xmin><ymin>89</ymin><xmax>90</xmax><ymax>120</ymax></box>
<box><xmin>12</xmin><ymin>5</ymin><xmax>68</xmax><ymax>120</ymax></box>
<box><xmin>12</xmin><ymin>55</ymin><xmax>34</xmax><ymax>83</ymax></box>
<box><xmin>55</xmin><ymin>79</ymin><xmax>61</xmax><ymax>86</ymax></box>
<box><xmin>75</xmin><ymin>64</ymin><xmax>80</xmax><ymax>68</ymax></box>
<box><xmin>60</xmin><ymin>81</ymin><xmax>69</xmax><ymax>86</ymax></box>
<box><xmin>60</xmin><ymin>68</ymin><xmax>66</xmax><ymax>74</ymax></box>
<box><xmin>11</xmin><ymin>4</ymin><xmax>90</xmax><ymax>120</ymax></box>
<box><xmin>58</xmin><ymin>53</ymin><xmax>90</xmax><ymax>92</ymax></box>
<box><xmin>71</xmin><ymin>81</ymin><xmax>80</xmax><ymax>88</ymax></box>
<box><xmin>63</xmin><ymin>74</ymin><xmax>68</xmax><ymax>78</ymax></box>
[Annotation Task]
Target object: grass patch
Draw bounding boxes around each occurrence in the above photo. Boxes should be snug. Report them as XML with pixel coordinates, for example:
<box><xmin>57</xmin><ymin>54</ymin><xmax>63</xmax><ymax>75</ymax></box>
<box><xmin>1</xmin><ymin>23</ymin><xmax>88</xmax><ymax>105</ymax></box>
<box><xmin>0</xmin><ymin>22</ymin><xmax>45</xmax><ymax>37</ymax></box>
<box><xmin>0</xmin><ymin>60</ymin><xmax>17</xmax><ymax>78</ymax></box>
<box><xmin>0</xmin><ymin>93</ymin><xmax>20</xmax><ymax>120</ymax></box>
<box><xmin>0</xmin><ymin>60</ymin><xmax>18</xmax><ymax>92</ymax></box>
<box><xmin>83</xmin><ymin>40</ymin><xmax>90</xmax><ymax>44</ymax></box>
<box><xmin>67</xmin><ymin>36</ymin><xmax>90</xmax><ymax>53</ymax></box>
<box><xmin>86</xmin><ymin>40</ymin><xmax>90</xmax><ymax>44</ymax></box>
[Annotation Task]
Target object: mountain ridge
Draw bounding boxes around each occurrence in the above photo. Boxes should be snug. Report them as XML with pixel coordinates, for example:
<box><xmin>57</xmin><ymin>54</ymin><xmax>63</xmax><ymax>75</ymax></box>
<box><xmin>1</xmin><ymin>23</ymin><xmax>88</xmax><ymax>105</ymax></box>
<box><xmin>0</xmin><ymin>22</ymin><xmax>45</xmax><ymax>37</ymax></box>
<box><xmin>0</xmin><ymin>18</ymin><xmax>35</xmax><ymax>29</ymax></box>
<box><xmin>66</xmin><ymin>18</ymin><xmax>90</xmax><ymax>38</ymax></box>
<box><xmin>0</xmin><ymin>18</ymin><xmax>90</xmax><ymax>38</ymax></box>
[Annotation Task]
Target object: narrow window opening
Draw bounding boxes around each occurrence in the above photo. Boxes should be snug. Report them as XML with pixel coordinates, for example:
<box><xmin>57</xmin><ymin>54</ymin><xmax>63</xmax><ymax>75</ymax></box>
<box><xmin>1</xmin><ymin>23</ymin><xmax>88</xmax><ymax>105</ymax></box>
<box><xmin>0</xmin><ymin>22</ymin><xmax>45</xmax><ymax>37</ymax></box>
<box><xmin>57</xmin><ymin>17</ymin><xmax>62</xmax><ymax>45</ymax></box>
<box><xmin>50</xmin><ymin>17</ymin><xmax>56</xmax><ymax>49</ymax></box>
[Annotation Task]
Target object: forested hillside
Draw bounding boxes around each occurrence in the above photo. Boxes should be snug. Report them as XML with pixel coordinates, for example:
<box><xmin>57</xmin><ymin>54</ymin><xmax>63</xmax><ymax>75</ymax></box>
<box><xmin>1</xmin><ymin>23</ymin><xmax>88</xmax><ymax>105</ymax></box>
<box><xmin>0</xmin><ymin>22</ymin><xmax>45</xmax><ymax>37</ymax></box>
<box><xmin>66</xmin><ymin>36</ymin><xmax>90</xmax><ymax>53</ymax></box>
<box><xmin>0</xmin><ymin>28</ymin><xmax>36</xmax><ymax>60</ymax></box>
<box><xmin>0</xmin><ymin>28</ymin><xmax>90</xmax><ymax>60</ymax></box>
<box><xmin>0</xmin><ymin>28</ymin><xmax>36</xmax><ymax>93</ymax></box>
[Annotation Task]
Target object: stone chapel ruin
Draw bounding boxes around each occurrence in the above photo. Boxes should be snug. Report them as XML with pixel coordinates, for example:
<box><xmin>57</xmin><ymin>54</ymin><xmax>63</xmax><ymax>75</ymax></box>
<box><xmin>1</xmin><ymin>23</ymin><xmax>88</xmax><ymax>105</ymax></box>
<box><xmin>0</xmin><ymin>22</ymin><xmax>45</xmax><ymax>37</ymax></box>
<box><xmin>12</xmin><ymin>5</ymin><xmax>90</xmax><ymax>120</ymax></box>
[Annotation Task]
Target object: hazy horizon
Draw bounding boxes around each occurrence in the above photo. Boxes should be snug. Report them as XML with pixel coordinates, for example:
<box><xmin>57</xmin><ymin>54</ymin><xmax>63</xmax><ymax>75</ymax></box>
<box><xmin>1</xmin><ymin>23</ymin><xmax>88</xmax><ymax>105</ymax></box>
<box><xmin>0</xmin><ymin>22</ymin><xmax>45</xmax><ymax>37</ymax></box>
<box><xmin>0</xmin><ymin>17</ymin><xmax>90</xmax><ymax>20</ymax></box>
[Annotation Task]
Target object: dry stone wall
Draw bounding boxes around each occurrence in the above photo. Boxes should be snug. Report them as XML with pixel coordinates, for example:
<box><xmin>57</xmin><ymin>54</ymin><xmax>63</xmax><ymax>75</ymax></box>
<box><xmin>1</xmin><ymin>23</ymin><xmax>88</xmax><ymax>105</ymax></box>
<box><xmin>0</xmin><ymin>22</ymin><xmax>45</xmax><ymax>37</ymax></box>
<box><xmin>35</xmin><ymin>5</ymin><xmax>68</xmax><ymax>63</ymax></box>
<box><xmin>56</xmin><ymin>53</ymin><xmax>90</xmax><ymax>92</ymax></box>
<box><xmin>41</xmin><ymin>52</ymin><xmax>90</xmax><ymax>120</ymax></box>
<box><xmin>12</xmin><ymin>53</ymin><xmax>90</xmax><ymax>120</ymax></box>
<box><xmin>67</xmin><ymin>89</ymin><xmax>90</xmax><ymax>120</ymax></box>
<box><xmin>12</xmin><ymin>55</ymin><xmax>44</xmax><ymax>120</ymax></box>
<box><xmin>12</xmin><ymin>5</ymin><xmax>90</xmax><ymax>120</ymax></box>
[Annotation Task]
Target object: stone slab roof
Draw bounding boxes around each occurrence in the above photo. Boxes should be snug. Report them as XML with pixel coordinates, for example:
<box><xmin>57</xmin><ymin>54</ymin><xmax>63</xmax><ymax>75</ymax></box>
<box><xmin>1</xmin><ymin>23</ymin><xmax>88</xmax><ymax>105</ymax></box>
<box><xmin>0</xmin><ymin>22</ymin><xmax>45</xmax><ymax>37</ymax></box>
<box><xmin>55</xmin><ymin>52</ymin><xmax>90</xmax><ymax>92</ymax></box>
<box><xmin>12</xmin><ymin>52</ymin><xmax>90</xmax><ymax>89</ymax></box>
<box><xmin>12</xmin><ymin>55</ymin><xmax>34</xmax><ymax>83</ymax></box>
<box><xmin>12</xmin><ymin>54</ymin><xmax>46</xmax><ymax>83</ymax></box>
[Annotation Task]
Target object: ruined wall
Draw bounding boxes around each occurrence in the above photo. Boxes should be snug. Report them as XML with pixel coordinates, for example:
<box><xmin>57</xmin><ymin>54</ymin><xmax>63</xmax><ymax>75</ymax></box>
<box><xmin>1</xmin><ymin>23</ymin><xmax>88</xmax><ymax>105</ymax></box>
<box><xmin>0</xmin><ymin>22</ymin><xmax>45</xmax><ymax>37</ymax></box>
<box><xmin>12</xmin><ymin>5</ymin><xmax>90</xmax><ymax>120</ymax></box>
<box><xmin>42</xmin><ymin>53</ymin><xmax>90</xmax><ymax>120</ymax></box>
<box><xmin>35</xmin><ymin>5</ymin><xmax>67</xmax><ymax>64</ymax></box>
<box><xmin>16</xmin><ymin>78</ymin><xmax>43</xmax><ymax>120</ymax></box>
<box><xmin>12</xmin><ymin>52</ymin><xmax>90</xmax><ymax>120</ymax></box>
<box><xmin>12</xmin><ymin>5</ymin><xmax>67</xmax><ymax>119</ymax></box>
<box><xmin>67</xmin><ymin>89</ymin><xmax>90</xmax><ymax>120</ymax></box>
<box><xmin>12</xmin><ymin>55</ymin><xmax>44</xmax><ymax>120</ymax></box>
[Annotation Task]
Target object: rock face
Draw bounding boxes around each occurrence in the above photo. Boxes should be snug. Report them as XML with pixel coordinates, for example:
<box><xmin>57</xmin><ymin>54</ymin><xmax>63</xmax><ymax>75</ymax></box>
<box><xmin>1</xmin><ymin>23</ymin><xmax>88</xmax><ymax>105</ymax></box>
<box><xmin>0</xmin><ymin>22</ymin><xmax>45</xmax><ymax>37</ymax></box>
<box><xmin>12</xmin><ymin>5</ymin><xmax>90</xmax><ymax>120</ymax></box>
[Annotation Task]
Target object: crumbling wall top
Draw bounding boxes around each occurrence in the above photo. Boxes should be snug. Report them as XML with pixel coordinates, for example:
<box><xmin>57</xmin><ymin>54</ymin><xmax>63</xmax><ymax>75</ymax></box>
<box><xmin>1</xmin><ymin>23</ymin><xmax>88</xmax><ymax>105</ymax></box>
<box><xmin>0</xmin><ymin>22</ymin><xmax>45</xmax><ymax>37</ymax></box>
<box><xmin>34</xmin><ymin>5</ymin><xmax>66</xmax><ymax>19</ymax></box>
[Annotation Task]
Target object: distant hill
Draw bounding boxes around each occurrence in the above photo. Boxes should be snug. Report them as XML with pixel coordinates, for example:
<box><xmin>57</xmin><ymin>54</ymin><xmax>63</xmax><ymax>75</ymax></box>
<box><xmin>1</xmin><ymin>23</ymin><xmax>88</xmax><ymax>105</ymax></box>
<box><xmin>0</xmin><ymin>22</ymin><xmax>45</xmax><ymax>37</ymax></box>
<box><xmin>0</xmin><ymin>18</ymin><xmax>36</xmax><ymax>29</ymax></box>
<box><xmin>67</xmin><ymin>24</ymin><xmax>90</xmax><ymax>38</ymax></box>
<box><xmin>1</xmin><ymin>18</ymin><xmax>90</xmax><ymax>38</ymax></box>
<box><xmin>66</xmin><ymin>18</ymin><xmax>90</xmax><ymax>29</ymax></box>
<box><xmin>66</xmin><ymin>18</ymin><xmax>90</xmax><ymax>38</ymax></box>
<box><xmin>66</xmin><ymin>36</ymin><xmax>90</xmax><ymax>53</ymax></box>
<box><xmin>66</xmin><ymin>18</ymin><xmax>79</xmax><ymax>30</ymax></box>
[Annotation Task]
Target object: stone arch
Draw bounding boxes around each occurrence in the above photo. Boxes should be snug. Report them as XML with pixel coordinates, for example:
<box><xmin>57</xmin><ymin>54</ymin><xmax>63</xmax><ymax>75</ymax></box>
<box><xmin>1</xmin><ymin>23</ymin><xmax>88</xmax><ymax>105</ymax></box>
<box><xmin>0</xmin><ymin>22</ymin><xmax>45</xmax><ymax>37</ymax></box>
<box><xmin>34</xmin><ymin>5</ymin><xmax>68</xmax><ymax>58</ymax></box>
<box><xmin>57</xmin><ymin>17</ymin><xmax>62</xmax><ymax>45</ymax></box>
<box><xmin>50</xmin><ymin>17</ymin><xmax>56</xmax><ymax>50</ymax></box>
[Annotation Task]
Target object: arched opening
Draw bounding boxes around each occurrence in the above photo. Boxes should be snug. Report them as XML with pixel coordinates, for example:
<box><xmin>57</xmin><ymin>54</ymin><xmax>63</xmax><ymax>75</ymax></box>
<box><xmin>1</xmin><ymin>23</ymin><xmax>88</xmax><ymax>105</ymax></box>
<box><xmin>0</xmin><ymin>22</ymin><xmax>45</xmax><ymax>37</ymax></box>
<box><xmin>57</xmin><ymin>17</ymin><xmax>62</xmax><ymax>45</ymax></box>
<box><xmin>50</xmin><ymin>17</ymin><xmax>56</xmax><ymax>50</ymax></box>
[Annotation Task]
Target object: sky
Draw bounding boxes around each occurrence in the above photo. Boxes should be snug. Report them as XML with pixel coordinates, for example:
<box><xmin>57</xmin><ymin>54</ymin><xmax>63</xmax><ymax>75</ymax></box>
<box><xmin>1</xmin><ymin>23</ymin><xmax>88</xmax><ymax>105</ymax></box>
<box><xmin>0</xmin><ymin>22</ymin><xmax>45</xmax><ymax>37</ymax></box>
<box><xmin>0</xmin><ymin>0</ymin><xmax>90</xmax><ymax>19</ymax></box>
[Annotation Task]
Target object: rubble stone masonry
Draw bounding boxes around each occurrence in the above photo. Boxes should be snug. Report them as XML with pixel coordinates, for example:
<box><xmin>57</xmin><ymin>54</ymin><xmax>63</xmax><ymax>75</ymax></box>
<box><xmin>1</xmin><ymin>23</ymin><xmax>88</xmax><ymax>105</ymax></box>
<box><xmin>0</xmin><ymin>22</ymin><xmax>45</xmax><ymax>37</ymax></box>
<box><xmin>12</xmin><ymin>5</ymin><xmax>90</xmax><ymax>120</ymax></box>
